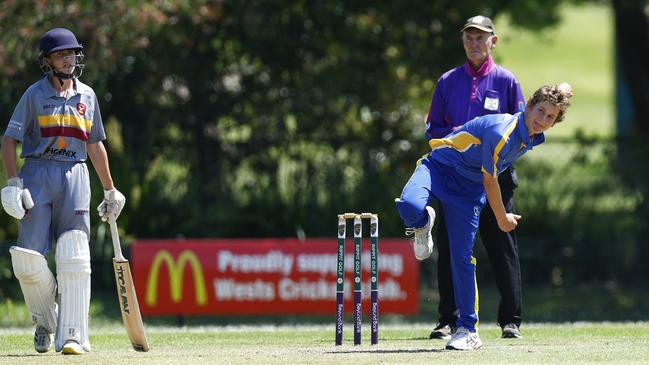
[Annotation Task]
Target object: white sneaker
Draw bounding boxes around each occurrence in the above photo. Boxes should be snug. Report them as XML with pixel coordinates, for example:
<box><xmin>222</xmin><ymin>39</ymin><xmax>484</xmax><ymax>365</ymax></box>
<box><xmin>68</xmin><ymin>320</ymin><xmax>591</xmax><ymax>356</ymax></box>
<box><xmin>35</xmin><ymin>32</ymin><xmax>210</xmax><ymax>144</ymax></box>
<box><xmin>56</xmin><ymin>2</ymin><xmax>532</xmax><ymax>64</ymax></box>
<box><xmin>406</xmin><ymin>206</ymin><xmax>435</xmax><ymax>261</ymax></box>
<box><xmin>62</xmin><ymin>340</ymin><xmax>86</xmax><ymax>355</ymax></box>
<box><xmin>445</xmin><ymin>327</ymin><xmax>482</xmax><ymax>350</ymax></box>
<box><xmin>34</xmin><ymin>325</ymin><xmax>54</xmax><ymax>353</ymax></box>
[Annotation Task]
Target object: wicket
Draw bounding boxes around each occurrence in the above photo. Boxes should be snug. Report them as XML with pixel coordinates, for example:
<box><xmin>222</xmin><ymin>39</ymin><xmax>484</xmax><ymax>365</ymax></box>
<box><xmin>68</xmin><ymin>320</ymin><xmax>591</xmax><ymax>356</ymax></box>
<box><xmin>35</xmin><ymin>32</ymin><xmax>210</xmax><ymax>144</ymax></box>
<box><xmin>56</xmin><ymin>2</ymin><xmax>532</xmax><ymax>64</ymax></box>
<box><xmin>335</xmin><ymin>212</ymin><xmax>379</xmax><ymax>346</ymax></box>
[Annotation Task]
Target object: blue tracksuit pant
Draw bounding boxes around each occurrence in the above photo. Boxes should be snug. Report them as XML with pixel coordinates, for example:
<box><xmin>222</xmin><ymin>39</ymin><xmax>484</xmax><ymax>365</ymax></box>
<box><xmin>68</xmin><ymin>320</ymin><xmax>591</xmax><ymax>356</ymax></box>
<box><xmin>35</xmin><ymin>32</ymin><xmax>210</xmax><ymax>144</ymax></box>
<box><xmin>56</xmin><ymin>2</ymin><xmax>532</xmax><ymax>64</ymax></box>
<box><xmin>396</xmin><ymin>158</ymin><xmax>487</xmax><ymax>332</ymax></box>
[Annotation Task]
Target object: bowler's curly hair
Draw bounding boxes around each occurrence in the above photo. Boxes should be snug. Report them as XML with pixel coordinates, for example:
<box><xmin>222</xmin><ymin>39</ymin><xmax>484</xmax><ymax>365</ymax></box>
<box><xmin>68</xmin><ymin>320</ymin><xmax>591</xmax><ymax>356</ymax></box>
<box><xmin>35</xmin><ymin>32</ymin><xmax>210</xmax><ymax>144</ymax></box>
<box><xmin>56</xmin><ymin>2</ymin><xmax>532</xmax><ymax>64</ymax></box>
<box><xmin>526</xmin><ymin>84</ymin><xmax>572</xmax><ymax>124</ymax></box>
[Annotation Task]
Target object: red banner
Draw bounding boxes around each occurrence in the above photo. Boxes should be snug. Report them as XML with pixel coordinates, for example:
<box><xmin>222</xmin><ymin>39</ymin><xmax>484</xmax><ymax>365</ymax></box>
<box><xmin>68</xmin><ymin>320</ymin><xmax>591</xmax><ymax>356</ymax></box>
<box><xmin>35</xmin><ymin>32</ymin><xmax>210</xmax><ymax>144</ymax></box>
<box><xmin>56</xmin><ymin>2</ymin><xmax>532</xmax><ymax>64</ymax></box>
<box><xmin>131</xmin><ymin>238</ymin><xmax>418</xmax><ymax>316</ymax></box>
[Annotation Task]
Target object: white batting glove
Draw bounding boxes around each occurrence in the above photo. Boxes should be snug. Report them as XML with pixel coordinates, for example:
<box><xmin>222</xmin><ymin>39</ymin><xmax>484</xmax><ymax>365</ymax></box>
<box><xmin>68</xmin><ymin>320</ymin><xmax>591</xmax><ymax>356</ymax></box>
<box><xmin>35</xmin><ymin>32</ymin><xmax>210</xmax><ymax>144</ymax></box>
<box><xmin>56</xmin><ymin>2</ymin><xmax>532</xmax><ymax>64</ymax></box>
<box><xmin>97</xmin><ymin>188</ymin><xmax>126</xmax><ymax>222</ymax></box>
<box><xmin>1</xmin><ymin>177</ymin><xmax>34</xmax><ymax>220</ymax></box>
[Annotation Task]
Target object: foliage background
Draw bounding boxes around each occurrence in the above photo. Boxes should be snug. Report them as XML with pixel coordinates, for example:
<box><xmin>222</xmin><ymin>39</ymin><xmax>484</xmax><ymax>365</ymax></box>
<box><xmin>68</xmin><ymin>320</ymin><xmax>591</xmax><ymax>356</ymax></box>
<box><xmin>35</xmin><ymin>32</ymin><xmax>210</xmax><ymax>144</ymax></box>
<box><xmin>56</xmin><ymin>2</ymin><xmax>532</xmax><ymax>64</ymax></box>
<box><xmin>1</xmin><ymin>0</ymin><xmax>648</xmax><ymax>321</ymax></box>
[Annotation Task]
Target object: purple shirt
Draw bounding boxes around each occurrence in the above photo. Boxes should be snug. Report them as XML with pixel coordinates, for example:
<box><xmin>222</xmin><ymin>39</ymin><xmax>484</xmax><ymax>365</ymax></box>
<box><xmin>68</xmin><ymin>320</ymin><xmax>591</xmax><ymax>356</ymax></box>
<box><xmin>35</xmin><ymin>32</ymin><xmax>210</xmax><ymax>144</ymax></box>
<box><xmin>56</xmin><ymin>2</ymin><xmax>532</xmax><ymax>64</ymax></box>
<box><xmin>425</xmin><ymin>55</ymin><xmax>525</xmax><ymax>140</ymax></box>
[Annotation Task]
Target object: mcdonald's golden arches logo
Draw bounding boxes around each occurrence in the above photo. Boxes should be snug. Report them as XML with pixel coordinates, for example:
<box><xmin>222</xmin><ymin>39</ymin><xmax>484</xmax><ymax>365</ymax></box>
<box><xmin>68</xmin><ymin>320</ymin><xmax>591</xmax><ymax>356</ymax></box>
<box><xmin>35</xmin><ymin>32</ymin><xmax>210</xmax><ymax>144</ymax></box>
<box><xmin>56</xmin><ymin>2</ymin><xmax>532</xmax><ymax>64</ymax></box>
<box><xmin>145</xmin><ymin>249</ymin><xmax>208</xmax><ymax>306</ymax></box>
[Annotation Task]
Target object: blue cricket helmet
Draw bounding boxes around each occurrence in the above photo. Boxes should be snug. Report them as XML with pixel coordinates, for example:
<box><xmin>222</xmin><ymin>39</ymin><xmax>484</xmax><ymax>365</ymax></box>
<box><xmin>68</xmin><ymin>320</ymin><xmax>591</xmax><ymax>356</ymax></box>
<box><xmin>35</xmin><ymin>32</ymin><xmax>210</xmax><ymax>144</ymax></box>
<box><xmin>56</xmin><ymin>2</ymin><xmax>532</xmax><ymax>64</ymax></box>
<box><xmin>39</xmin><ymin>28</ymin><xmax>83</xmax><ymax>58</ymax></box>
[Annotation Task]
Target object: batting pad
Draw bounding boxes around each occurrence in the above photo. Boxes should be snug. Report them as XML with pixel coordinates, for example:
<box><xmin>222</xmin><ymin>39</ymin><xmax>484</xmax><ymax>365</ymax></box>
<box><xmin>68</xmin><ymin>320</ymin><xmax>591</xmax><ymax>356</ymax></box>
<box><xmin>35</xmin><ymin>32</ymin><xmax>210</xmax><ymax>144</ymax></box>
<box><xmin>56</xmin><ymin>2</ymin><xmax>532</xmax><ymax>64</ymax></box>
<box><xmin>54</xmin><ymin>230</ymin><xmax>92</xmax><ymax>352</ymax></box>
<box><xmin>10</xmin><ymin>246</ymin><xmax>58</xmax><ymax>333</ymax></box>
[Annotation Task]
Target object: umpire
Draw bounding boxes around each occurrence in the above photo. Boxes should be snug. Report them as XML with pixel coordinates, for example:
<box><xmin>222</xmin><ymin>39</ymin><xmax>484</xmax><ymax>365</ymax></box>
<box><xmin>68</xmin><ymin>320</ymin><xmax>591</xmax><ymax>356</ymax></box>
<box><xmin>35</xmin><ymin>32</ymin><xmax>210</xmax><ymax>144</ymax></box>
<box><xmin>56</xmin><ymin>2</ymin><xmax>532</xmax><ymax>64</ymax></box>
<box><xmin>424</xmin><ymin>15</ymin><xmax>524</xmax><ymax>339</ymax></box>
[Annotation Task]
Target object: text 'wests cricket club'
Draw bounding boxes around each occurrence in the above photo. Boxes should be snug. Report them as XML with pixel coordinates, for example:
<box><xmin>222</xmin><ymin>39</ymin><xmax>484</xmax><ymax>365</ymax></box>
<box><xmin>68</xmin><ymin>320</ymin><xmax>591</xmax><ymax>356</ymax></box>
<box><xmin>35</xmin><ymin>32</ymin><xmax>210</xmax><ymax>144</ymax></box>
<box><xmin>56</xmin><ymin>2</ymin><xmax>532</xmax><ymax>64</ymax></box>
<box><xmin>131</xmin><ymin>240</ymin><xmax>419</xmax><ymax>315</ymax></box>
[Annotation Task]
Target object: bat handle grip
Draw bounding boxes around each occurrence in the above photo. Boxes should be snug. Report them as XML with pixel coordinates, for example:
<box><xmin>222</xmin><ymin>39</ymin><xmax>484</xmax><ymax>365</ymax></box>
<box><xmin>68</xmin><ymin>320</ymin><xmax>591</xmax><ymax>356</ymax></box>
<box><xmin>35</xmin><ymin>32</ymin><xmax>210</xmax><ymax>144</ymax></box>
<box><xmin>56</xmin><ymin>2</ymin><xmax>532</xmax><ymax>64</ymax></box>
<box><xmin>109</xmin><ymin>217</ymin><xmax>126</xmax><ymax>262</ymax></box>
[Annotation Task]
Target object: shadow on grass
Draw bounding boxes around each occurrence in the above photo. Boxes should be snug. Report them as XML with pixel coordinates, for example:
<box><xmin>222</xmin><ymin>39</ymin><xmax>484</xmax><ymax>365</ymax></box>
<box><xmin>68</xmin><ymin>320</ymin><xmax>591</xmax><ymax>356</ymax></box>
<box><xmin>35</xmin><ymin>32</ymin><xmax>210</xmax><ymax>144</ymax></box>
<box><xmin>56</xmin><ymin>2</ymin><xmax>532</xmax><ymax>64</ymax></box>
<box><xmin>328</xmin><ymin>348</ymin><xmax>444</xmax><ymax>354</ymax></box>
<box><xmin>372</xmin><ymin>336</ymin><xmax>432</xmax><ymax>341</ymax></box>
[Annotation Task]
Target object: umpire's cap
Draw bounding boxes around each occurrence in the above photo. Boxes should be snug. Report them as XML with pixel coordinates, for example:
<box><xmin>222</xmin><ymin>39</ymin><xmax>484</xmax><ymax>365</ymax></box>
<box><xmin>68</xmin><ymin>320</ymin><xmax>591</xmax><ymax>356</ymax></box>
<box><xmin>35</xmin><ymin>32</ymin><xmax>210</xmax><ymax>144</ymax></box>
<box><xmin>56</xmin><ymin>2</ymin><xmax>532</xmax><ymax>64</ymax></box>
<box><xmin>39</xmin><ymin>28</ymin><xmax>83</xmax><ymax>58</ymax></box>
<box><xmin>460</xmin><ymin>15</ymin><xmax>495</xmax><ymax>33</ymax></box>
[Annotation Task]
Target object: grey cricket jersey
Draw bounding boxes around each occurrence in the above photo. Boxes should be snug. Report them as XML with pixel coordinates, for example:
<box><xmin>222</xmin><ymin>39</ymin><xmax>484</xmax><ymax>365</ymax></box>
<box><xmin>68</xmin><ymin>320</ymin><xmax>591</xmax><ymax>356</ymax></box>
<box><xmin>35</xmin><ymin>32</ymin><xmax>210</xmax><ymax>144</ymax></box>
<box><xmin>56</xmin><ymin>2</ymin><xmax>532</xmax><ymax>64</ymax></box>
<box><xmin>4</xmin><ymin>77</ymin><xmax>106</xmax><ymax>254</ymax></box>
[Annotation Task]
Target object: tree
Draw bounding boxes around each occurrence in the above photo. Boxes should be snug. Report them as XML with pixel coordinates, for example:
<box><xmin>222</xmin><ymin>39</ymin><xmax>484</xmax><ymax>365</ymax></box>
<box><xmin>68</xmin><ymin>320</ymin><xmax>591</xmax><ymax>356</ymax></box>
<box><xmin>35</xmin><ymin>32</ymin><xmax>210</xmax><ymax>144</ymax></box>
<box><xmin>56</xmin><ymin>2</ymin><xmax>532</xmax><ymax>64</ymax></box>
<box><xmin>0</xmin><ymin>0</ymin><xmax>618</xmax><ymax>240</ymax></box>
<box><xmin>612</xmin><ymin>0</ymin><xmax>649</xmax><ymax>135</ymax></box>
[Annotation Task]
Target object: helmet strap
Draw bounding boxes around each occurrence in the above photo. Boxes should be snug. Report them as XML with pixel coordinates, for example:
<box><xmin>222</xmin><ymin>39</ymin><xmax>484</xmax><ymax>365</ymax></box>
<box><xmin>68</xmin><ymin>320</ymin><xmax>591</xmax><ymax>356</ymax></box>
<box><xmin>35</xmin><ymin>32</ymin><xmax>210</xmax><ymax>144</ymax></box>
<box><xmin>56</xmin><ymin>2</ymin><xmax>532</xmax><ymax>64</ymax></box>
<box><xmin>52</xmin><ymin>69</ymin><xmax>75</xmax><ymax>81</ymax></box>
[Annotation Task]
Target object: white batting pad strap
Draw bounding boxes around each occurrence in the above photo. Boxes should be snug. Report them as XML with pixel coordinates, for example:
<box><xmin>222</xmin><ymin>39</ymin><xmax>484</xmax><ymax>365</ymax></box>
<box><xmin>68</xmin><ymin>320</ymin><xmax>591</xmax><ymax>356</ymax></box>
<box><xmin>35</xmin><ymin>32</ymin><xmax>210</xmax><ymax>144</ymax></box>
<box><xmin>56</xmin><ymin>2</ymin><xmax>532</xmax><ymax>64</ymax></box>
<box><xmin>55</xmin><ymin>230</ymin><xmax>92</xmax><ymax>352</ymax></box>
<box><xmin>10</xmin><ymin>246</ymin><xmax>58</xmax><ymax>333</ymax></box>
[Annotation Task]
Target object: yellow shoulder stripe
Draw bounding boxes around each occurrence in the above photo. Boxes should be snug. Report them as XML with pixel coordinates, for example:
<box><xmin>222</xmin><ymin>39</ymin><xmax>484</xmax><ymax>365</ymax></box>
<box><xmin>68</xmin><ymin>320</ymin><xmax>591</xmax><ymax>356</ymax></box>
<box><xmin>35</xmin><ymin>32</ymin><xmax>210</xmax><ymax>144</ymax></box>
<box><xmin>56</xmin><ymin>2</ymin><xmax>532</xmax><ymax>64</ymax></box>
<box><xmin>428</xmin><ymin>131</ymin><xmax>481</xmax><ymax>152</ymax></box>
<box><xmin>490</xmin><ymin>119</ymin><xmax>518</xmax><ymax>177</ymax></box>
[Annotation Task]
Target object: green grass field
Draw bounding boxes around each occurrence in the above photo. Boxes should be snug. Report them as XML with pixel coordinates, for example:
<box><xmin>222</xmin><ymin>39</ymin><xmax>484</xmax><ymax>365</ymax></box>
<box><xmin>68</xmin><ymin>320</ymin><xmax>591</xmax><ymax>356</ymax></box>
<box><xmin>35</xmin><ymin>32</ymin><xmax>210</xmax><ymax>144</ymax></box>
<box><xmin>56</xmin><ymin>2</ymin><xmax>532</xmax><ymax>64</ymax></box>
<box><xmin>1</xmin><ymin>322</ymin><xmax>649</xmax><ymax>364</ymax></box>
<box><xmin>495</xmin><ymin>3</ymin><xmax>614</xmax><ymax>137</ymax></box>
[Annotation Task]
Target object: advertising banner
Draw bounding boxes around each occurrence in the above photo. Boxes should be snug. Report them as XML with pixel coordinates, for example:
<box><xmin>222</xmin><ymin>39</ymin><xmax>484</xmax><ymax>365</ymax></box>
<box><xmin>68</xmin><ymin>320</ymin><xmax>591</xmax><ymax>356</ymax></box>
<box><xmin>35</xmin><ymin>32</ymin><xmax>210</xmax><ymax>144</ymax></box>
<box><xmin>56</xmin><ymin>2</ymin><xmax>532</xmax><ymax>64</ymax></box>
<box><xmin>131</xmin><ymin>238</ymin><xmax>418</xmax><ymax>315</ymax></box>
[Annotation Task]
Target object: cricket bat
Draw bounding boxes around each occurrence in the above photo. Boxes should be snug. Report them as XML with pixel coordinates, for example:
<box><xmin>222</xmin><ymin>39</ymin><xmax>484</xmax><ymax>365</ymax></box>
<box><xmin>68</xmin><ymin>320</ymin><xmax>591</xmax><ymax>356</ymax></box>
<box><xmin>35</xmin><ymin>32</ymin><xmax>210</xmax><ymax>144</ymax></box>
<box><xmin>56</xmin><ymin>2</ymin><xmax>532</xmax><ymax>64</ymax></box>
<box><xmin>109</xmin><ymin>217</ymin><xmax>150</xmax><ymax>352</ymax></box>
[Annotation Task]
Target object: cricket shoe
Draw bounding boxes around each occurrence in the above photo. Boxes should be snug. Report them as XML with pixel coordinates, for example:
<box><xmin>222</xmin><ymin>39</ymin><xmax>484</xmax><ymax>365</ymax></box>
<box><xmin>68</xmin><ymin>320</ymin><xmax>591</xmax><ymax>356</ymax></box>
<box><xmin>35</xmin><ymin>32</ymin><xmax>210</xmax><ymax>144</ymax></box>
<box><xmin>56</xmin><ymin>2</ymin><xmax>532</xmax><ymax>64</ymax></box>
<box><xmin>62</xmin><ymin>340</ymin><xmax>86</xmax><ymax>355</ymax></box>
<box><xmin>429</xmin><ymin>322</ymin><xmax>456</xmax><ymax>340</ymax></box>
<box><xmin>445</xmin><ymin>327</ymin><xmax>482</xmax><ymax>350</ymax></box>
<box><xmin>34</xmin><ymin>325</ymin><xmax>54</xmax><ymax>353</ymax></box>
<box><xmin>405</xmin><ymin>206</ymin><xmax>435</xmax><ymax>261</ymax></box>
<box><xmin>501</xmin><ymin>323</ymin><xmax>523</xmax><ymax>339</ymax></box>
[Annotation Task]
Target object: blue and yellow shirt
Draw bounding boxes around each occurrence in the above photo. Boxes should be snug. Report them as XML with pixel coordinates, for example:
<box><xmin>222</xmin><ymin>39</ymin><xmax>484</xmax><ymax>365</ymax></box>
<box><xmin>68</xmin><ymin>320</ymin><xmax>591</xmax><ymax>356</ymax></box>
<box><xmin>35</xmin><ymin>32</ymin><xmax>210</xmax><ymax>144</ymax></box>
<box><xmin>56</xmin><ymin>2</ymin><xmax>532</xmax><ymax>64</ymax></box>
<box><xmin>427</xmin><ymin>112</ymin><xmax>544</xmax><ymax>184</ymax></box>
<box><xmin>4</xmin><ymin>76</ymin><xmax>106</xmax><ymax>162</ymax></box>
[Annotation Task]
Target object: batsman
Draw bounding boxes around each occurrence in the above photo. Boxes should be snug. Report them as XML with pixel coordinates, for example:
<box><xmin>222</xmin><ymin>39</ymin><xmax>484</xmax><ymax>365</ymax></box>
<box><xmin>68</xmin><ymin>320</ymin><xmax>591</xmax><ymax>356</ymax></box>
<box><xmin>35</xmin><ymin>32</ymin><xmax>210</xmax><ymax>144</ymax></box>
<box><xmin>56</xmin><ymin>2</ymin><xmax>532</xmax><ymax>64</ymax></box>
<box><xmin>1</xmin><ymin>28</ymin><xmax>125</xmax><ymax>355</ymax></box>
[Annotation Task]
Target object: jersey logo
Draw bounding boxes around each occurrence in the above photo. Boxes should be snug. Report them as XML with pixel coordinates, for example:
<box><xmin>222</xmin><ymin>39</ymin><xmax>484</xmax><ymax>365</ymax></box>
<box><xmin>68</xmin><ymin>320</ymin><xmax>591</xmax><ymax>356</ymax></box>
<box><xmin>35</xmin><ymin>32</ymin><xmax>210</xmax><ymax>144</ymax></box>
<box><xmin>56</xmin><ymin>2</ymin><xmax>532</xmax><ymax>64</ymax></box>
<box><xmin>57</xmin><ymin>138</ymin><xmax>69</xmax><ymax>149</ymax></box>
<box><xmin>44</xmin><ymin>147</ymin><xmax>77</xmax><ymax>158</ymax></box>
<box><xmin>77</xmin><ymin>102</ymin><xmax>87</xmax><ymax>116</ymax></box>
